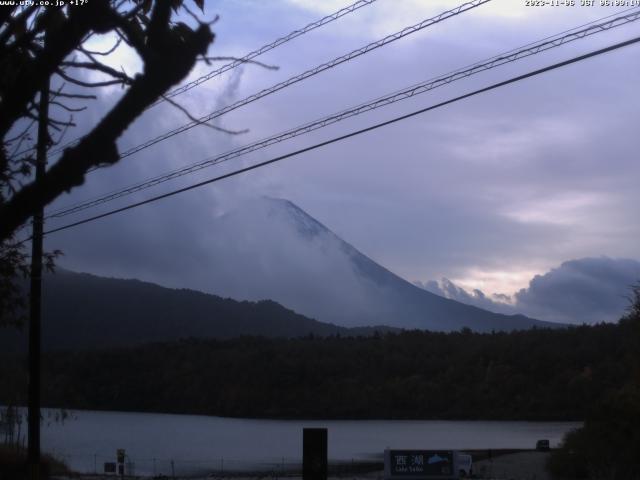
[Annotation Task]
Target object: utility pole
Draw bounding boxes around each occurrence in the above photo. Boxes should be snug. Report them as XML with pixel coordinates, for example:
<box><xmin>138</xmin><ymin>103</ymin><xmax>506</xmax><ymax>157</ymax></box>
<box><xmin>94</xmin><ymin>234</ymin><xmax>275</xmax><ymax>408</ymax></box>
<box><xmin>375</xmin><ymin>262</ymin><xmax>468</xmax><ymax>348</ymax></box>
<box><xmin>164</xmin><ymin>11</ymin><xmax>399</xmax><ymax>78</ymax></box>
<box><xmin>28</xmin><ymin>57</ymin><xmax>49</xmax><ymax>480</ymax></box>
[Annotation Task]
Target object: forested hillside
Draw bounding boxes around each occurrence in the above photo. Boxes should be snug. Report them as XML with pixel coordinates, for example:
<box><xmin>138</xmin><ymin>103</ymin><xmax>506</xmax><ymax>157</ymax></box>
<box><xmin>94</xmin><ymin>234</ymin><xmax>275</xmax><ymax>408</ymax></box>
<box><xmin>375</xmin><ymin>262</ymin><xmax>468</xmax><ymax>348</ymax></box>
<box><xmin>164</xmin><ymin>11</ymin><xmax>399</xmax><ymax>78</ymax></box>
<box><xmin>0</xmin><ymin>320</ymin><xmax>634</xmax><ymax>420</ymax></box>
<box><xmin>1</xmin><ymin>267</ymin><xmax>552</xmax><ymax>354</ymax></box>
<box><xmin>0</xmin><ymin>270</ymin><xmax>395</xmax><ymax>353</ymax></box>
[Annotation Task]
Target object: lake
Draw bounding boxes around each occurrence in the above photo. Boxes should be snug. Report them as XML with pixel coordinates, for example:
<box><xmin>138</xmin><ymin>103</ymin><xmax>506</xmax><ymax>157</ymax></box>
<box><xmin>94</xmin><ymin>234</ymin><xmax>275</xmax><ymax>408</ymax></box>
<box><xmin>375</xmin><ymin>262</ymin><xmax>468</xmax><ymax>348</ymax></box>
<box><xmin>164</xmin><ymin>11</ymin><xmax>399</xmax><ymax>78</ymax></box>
<box><xmin>36</xmin><ymin>408</ymin><xmax>580</xmax><ymax>476</ymax></box>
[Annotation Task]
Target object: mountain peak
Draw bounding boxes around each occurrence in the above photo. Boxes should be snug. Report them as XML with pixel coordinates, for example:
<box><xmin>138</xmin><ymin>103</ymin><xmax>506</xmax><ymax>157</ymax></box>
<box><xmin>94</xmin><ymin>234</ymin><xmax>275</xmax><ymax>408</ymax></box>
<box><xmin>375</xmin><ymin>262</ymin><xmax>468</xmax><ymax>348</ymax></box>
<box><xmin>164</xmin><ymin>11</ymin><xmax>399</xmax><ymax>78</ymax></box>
<box><xmin>205</xmin><ymin>196</ymin><xmax>557</xmax><ymax>332</ymax></box>
<box><xmin>263</xmin><ymin>196</ymin><xmax>328</xmax><ymax>239</ymax></box>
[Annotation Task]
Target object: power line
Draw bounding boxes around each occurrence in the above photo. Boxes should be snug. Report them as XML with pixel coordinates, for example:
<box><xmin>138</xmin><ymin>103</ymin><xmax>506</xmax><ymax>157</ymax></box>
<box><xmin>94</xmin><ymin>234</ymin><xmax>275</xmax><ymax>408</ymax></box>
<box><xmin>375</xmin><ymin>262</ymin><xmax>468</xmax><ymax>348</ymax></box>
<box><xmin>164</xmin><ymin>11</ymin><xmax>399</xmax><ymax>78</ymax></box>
<box><xmin>99</xmin><ymin>0</ymin><xmax>492</xmax><ymax>162</ymax></box>
<box><xmin>156</xmin><ymin>0</ymin><xmax>380</xmax><ymax>104</ymax></box>
<box><xmin>30</xmin><ymin>0</ymin><xmax>380</xmax><ymax>159</ymax></box>
<box><xmin>44</xmin><ymin>0</ymin><xmax>493</xmax><ymax>217</ymax></box>
<box><xmin>47</xmin><ymin>8</ymin><xmax>640</xmax><ymax>219</ymax></box>
<box><xmin>38</xmin><ymin>35</ymin><xmax>640</xmax><ymax>239</ymax></box>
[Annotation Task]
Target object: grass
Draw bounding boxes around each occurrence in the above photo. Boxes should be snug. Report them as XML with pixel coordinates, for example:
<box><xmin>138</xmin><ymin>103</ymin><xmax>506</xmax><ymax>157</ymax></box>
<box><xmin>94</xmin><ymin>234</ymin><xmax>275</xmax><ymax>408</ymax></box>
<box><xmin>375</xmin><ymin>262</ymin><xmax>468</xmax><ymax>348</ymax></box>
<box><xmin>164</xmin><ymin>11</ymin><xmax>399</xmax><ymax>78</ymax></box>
<box><xmin>0</xmin><ymin>443</ymin><xmax>71</xmax><ymax>479</ymax></box>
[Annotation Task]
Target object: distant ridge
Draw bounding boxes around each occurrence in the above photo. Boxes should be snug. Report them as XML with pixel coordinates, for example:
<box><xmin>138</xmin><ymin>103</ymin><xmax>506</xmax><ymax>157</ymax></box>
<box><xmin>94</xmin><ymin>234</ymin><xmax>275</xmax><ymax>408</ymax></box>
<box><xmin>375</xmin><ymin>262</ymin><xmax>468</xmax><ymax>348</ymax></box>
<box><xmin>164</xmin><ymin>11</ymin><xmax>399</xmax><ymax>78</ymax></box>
<box><xmin>0</xmin><ymin>269</ymin><xmax>397</xmax><ymax>353</ymax></box>
<box><xmin>0</xmin><ymin>199</ymin><xmax>560</xmax><ymax>354</ymax></box>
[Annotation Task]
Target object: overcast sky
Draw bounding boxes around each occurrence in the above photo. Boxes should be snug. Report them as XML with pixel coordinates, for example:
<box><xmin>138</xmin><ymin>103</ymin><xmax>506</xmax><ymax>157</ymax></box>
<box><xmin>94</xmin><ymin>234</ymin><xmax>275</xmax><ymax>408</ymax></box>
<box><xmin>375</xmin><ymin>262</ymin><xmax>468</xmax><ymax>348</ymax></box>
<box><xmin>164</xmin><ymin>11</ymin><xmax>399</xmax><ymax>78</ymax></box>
<box><xmin>31</xmin><ymin>0</ymin><xmax>640</xmax><ymax>322</ymax></box>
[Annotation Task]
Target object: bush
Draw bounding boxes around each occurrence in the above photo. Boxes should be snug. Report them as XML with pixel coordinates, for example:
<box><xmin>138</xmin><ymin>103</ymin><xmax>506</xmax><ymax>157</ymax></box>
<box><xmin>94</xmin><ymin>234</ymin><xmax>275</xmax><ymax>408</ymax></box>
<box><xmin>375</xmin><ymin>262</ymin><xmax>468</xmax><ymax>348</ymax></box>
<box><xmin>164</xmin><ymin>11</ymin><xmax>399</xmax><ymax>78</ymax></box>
<box><xmin>0</xmin><ymin>445</ymin><xmax>69</xmax><ymax>480</ymax></box>
<box><xmin>548</xmin><ymin>286</ymin><xmax>640</xmax><ymax>480</ymax></box>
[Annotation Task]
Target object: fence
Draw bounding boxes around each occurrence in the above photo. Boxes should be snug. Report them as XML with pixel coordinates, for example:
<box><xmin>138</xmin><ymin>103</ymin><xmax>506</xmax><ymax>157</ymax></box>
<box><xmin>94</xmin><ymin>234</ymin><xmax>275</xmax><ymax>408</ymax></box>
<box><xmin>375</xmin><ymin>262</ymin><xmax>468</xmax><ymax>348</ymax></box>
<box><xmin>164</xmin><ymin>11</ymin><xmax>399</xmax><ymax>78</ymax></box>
<box><xmin>49</xmin><ymin>452</ymin><xmax>383</xmax><ymax>478</ymax></box>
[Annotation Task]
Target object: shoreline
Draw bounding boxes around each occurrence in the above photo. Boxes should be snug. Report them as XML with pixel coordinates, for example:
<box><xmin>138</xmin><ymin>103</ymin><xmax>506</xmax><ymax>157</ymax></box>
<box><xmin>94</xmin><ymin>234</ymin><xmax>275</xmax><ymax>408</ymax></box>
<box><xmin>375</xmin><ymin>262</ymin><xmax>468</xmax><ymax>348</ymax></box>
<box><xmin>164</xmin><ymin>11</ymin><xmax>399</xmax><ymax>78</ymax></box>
<box><xmin>50</xmin><ymin>451</ymin><xmax>554</xmax><ymax>480</ymax></box>
<box><xmin>47</xmin><ymin>450</ymin><xmax>547</xmax><ymax>479</ymax></box>
<box><xmin>4</xmin><ymin>404</ymin><xmax>585</xmax><ymax>423</ymax></box>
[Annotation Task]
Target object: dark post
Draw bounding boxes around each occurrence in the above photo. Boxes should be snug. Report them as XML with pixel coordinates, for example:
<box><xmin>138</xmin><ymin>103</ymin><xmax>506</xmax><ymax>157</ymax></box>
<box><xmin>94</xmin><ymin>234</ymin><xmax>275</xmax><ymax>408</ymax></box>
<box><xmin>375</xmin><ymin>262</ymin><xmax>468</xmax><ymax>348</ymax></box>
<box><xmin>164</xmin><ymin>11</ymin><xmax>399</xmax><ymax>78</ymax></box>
<box><xmin>117</xmin><ymin>448</ymin><xmax>125</xmax><ymax>477</ymax></box>
<box><xmin>28</xmin><ymin>60</ymin><xmax>49</xmax><ymax>480</ymax></box>
<box><xmin>303</xmin><ymin>428</ymin><xmax>327</xmax><ymax>480</ymax></box>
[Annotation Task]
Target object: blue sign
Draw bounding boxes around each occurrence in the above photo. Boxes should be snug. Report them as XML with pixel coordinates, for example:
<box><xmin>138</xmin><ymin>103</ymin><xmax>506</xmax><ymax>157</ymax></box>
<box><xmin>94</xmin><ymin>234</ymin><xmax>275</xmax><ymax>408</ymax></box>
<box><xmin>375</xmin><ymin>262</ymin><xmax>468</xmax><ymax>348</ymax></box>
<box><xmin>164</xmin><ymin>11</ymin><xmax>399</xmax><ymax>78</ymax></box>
<box><xmin>385</xmin><ymin>450</ymin><xmax>458</xmax><ymax>479</ymax></box>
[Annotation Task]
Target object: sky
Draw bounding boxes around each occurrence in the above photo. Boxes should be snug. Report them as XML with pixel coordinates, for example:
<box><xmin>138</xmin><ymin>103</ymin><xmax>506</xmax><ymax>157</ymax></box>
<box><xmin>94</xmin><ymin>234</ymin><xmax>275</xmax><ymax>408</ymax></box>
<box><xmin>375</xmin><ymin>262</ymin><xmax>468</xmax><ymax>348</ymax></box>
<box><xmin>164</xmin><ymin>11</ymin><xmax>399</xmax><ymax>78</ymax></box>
<box><xmin>26</xmin><ymin>0</ymin><xmax>640</xmax><ymax>324</ymax></box>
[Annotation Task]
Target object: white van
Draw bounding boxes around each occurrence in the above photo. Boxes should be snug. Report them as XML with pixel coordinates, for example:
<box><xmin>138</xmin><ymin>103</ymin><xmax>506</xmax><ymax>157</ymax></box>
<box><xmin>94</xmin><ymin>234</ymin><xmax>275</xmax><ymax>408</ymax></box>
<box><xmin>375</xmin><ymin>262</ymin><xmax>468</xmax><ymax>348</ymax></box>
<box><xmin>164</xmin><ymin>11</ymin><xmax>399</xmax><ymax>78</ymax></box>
<box><xmin>458</xmin><ymin>453</ymin><xmax>473</xmax><ymax>477</ymax></box>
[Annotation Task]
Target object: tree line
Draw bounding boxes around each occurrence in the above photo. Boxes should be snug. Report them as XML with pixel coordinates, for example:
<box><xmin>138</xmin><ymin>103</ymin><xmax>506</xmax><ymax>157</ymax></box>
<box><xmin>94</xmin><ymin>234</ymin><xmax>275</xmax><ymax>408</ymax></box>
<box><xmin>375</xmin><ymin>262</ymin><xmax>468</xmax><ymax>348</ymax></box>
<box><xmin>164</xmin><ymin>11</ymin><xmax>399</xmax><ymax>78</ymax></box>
<box><xmin>547</xmin><ymin>288</ymin><xmax>639</xmax><ymax>479</ymax></box>
<box><xmin>0</xmin><ymin>319</ymin><xmax>636</xmax><ymax>420</ymax></box>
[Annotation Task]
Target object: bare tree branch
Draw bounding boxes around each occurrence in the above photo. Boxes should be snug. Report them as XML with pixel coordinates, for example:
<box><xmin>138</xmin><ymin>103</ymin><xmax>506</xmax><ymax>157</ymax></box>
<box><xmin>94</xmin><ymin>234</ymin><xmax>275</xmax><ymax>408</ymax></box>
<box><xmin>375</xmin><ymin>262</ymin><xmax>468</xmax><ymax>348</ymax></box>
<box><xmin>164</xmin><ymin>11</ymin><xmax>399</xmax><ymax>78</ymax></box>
<box><xmin>0</xmin><ymin>1</ymin><xmax>215</xmax><ymax>240</ymax></box>
<box><xmin>60</xmin><ymin>61</ymin><xmax>134</xmax><ymax>84</ymax></box>
<box><xmin>5</xmin><ymin>120</ymin><xmax>35</xmax><ymax>145</ymax></box>
<box><xmin>0</xmin><ymin>0</ymin><xmax>119</xmax><ymax>136</ymax></box>
<box><xmin>2</xmin><ymin>8</ymin><xmax>58</xmax><ymax>57</ymax></box>
<box><xmin>55</xmin><ymin>69</ymin><xmax>126</xmax><ymax>88</ymax></box>
<box><xmin>161</xmin><ymin>94</ymin><xmax>249</xmax><ymax>136</ymax></box>
<box><xmin>53</xmin><ymin>92</ymin><xmax>97</xmax><ymax>100</ymax></box>
<box><xmin>49</xmin><ymin>101</ymin><xmax>87</xmax><ymax>113</ymax></box>
<box><xmin>113</xmin><ymin>16</ymin><xmax>148</xmax><ymax>60</ymax></box>
<box><xmin>0</xmin><ymin>5</ymin><xmax>38</xmax><ymax>47</ymax></box>
<box><xmin>78</xmin><ymin>37</ymin><xmax>122</xmax><ymax>56</ymax></box>
<box><xmin>50</xmin><ymin>115</ymin><xmax>74</xmax><ymax>148</ymax></box>
<box><xmin>47</xmin><ymin>116</ymin><xmax>75</xmax><ymax>128</ymax></box>
<box><xmin>8</xmin><ymin>129</ymin><xmax>34</xmax><ymax>161</ymax></box>
<box><xmin>0</xmin><ymin>5</ymin><xmax>18</xmax><ymax>31</ymax></box>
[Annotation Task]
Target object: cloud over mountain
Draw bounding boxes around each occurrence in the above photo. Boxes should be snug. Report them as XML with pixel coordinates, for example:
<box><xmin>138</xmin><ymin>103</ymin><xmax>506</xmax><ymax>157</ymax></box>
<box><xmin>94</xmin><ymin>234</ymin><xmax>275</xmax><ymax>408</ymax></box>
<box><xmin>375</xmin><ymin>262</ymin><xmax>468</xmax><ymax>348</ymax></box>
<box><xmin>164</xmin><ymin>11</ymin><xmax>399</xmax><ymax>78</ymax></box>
<box><xmin>415</xmin><ymin>278</ymin><xmax>517</xmax><ymax>316</ymax></box>
<box><xmin>55</xmin><ymin>196</ymin><xmax>554</xmax><ymax>332</ymax></box>
<box><xmin>417</xmin><ymin>257</ymin><xmax>640</xmax><ymax>324</ymax></box>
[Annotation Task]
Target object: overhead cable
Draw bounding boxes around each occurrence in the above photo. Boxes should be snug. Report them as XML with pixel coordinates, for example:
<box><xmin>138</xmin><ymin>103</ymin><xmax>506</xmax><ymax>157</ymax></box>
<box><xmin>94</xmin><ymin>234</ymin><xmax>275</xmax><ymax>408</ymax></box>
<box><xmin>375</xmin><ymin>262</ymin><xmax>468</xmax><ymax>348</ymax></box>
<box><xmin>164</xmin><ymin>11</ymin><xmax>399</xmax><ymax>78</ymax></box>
<box><xmin>47</xmin><ymin>8</ymin><xmax>640</xmax><ymax>219</ymax></box>
<box><xmin>37</xmin><ymin>34</ymin><xmax>640</xmax><ymax>238</ymax></box>
<box><xmin>38</xmin><ymin>0</ymin><xmax>381</xmax><ymax>158</ymax></box>
<box><xmin>157</xmin><ymin>0</ymin><xmax>380</xmax><ymax>104</ymax></box>
<box><xmin>106</xmin><ymin>0</ymin><xmax>492</xmax><ymax>161</ymax></box>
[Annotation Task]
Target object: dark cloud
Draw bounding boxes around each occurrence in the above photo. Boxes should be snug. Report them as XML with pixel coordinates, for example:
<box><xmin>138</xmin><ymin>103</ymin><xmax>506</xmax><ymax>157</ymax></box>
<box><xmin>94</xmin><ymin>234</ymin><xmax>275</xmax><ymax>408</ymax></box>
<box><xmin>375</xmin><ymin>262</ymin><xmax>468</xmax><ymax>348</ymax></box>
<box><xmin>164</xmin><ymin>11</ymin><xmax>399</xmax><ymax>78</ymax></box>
<box><xmin>513</xmin><ymin>257</ymin><xmax>640</xmax><ymax>324</ymax></box>
<box><xmin>37</xmin><ymin>1</ymin><xmax>640</xmax><ymax>321</ymax></box>
<box><xmin>417</xmin><ymin>257</ymin><xmax>640</xmax><ymax>324</ymax></box>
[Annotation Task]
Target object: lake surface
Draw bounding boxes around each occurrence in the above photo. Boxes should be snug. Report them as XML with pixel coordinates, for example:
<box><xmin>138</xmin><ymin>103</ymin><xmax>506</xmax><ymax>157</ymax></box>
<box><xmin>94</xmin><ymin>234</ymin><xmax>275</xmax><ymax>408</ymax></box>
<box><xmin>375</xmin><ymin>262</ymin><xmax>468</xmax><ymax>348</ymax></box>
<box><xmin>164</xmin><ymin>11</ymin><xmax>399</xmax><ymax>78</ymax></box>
<box><xmin>37</xmin><ymin>409</ymin><xmax>580</xmax><ymax>476</ymax></box>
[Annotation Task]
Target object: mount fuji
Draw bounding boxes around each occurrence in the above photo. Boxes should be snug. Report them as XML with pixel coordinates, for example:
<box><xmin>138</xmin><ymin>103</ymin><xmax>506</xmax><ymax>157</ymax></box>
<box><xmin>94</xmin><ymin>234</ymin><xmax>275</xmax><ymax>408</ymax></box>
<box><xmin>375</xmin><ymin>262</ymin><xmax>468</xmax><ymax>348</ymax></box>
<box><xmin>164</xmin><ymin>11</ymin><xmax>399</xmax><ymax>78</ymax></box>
<box><xmin>199</xmin><ymin>197</ymin><xmax>557</xmax><ymax>332</ymax></box>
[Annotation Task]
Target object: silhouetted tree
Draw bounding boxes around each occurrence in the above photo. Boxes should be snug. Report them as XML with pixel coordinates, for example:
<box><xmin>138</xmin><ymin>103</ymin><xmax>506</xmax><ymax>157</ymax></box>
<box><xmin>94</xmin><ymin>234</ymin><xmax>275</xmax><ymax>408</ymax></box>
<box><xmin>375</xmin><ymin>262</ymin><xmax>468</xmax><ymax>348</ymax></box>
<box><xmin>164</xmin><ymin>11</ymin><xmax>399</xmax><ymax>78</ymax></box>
<box><xmin>0</xmin><ymin>0</ymin><xmax>217</xmax><ymax>324</ymax></box>
<box><xmin>548</xmin><ymin>285</ymin><xmax>640</xmax><ymax>479</ymax></box>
